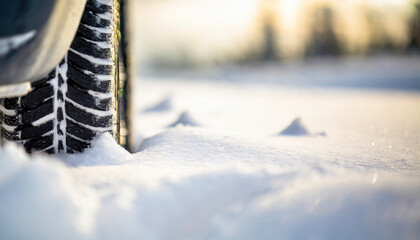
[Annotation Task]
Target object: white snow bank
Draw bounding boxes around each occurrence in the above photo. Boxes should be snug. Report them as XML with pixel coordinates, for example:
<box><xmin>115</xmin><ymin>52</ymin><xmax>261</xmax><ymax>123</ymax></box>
<box><xmin>1</xmin><ymin>134</ymin><xmax>420</xmax><ymax>240</ymax></box>
<box><xmin>136</xmin><ymin>80</ymin><xmax>420</xmax><ymax>171</ymax></box>
<box><xmin>61</xmin><ymin>133</ymin><xmax>130</xmax><ymax>167</ymax></box>
<box><xmin>0</xmin><ymin>143</ymin><xmax>98</xmax><ymax>240</ymax></box>
<box><xmin>1</xmin><ymin>76</ymin><xmax>420</xmax><ymax>240</ymax></box>
<box><xmin>137</xmin><ymin>127</ymin><xmax>417</xmax><ymax>172</ymax></box>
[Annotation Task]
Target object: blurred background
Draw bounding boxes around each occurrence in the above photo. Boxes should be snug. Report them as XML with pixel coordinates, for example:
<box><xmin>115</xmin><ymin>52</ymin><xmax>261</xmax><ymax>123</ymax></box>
<box><xmin>131</xmin><ymin>0</ymin><xmax>420</xmax><ymax>71</ymax></box>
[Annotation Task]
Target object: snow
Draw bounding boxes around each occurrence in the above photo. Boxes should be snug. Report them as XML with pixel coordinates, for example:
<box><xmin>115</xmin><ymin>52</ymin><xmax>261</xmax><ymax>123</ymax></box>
<box><xmin>143</xmin><ymin>95</ymin><xmax>173</xmax><ymax>113</ymax></box>
<box><xmin>62</xmin><ymin>133</ymin><xmax>130</xmax><ymax>167</ymax></box>
<box><xmin>278</xmin><ymin>117</ymin><xmax>311</xmax><ymax>136</ymax></box>
<box><xmin>1</xmin><ymin>57</ymin><xmax>420</xmax><ymax>239</ymax></box>
<box><xmin>167</xmin><ymin>111</ymin><xmax>199</xmax><ymax>127</ymax></box>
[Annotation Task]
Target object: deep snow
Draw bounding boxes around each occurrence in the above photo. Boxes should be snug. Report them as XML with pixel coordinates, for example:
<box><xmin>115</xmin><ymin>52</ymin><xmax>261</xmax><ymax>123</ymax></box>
<box><xmin>1</xmin><ymin>58</ymin><xmax>420</xmax><ymax>239</ymax></box>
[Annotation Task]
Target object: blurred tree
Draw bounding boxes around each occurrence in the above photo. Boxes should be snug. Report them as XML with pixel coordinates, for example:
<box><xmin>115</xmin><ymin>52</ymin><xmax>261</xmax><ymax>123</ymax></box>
<box><xmin>408</xmin><ymin>2</ymin><xmax>420</xmax><ymax>51</ymax></box>
<box><xmin>233</xmin><ymin>0</ymin><xmax>281</xmax><ymax>63</ymax></box>
<box><xmin>257</xmin><ymin>0</ymin><xmax>280</xmax><ymax>61</ymax></box>
<box><xmin>261</xmin><ymin>14</ymin><xmax>278</xmax><ymax>61</ymax></box>
<box><xmin>305</xmin><ymin>6</ymin><xmax>341</xmax><ymax>57</ymax></box>
<box><xmin>364</xmin><ymin>9</ymin><xmax>392</xmax><ymax>52</ymax></box>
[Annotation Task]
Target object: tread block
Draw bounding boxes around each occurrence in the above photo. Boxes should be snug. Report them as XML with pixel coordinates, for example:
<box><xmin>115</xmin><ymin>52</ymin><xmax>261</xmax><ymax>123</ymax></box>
<box><xmin>78</xmin><ymin>24</ymin><xmax>112</xmax><ymax>42</ymax></box>
<box><xmin>21</xmin><ymin>99</ymin><xmax>54</xmax><ymax>125</ymax></box>
<box><xmin>66</xmin><ymin>101</ymin><xmax>112</xmax><ymax>128</ymax></box>
<box><xmin>86</xmin><ymin>0</ymin><xmax>112</xmax><ymax>14</ymax></box>
<box><xmin>66</xmin><ymin>135</ymin><xmax>90</xmax><ymax>152</ymax></box>
<box><xmin>66</xmin><ymin>120</ymin><xmax>97</xmax><ymax>141</ymax></box>
<box><xmin>71</xmin><ymin>35</ymin><xmax>112</xmax><ymax>59</ymax></box>
<box><xmin>1</xmin><ymin>127</ymin><xmax>19</xmax><ymax>141</ymax></box>
<box><xmin>67</xmin><ymin>63</ymin><xmax>111</xmax><ymax>93</ymax></box>
<box><xmin>0</xmin><ymin>113</ymin><xmax>20</xmax><ymax>126</ymax></box>
<box><xmin>58</xmin><ymin>140</ymin><xmax>64</xmax><ymax>152</ymax></box>
<box><xmin>45</xmin><ymin>147</ymin><xmax>55</xmax><ymax>154</ymax></box>
<box><xmin>68</xmin><ymin>50</ymin><xmax>113</xmax><ymax>75</ymax></box>
<box><xmin>21</xmin><ymin>84</ymin><xmax>54</xmax><ymax>108</ymax></box>
<box><xmin>20</xmin><ymin>120</ymin><xmax>54</xmax><ymax>140</ymax></box>
<box><xmin>66</xmin><ymin>148</ymin><xmax>76</xmax><ymax>154</ymax></box>
<box><xmin>2</xmin><ymin>97</ymin><xmax>20</xmax><ymax>110</ymax></box>
<box><xmin>24</xmin><ymin>134</ymin><xmax>53</xmax><ymax>152</ymax></box>
<box><xmin>67</xmin><ymin>81</ymin><xmax>112</xmax><ymax>111</ymax></box>
<box><xmin>81</xmin><ymin>10</ymin><xmax>111</xmax><ymax>28</ymax></box>
<box><xmin>57</xmin><ymin>107</ymin><xmax>64</xmax><ymax>121</ymax></box>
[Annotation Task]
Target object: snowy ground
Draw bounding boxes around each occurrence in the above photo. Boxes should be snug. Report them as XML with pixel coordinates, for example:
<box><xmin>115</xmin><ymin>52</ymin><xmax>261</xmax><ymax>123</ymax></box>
<box><xmin>1</xmin><ymin>57</ymin><xmax>420</xmax><ymax>239</ymax></box>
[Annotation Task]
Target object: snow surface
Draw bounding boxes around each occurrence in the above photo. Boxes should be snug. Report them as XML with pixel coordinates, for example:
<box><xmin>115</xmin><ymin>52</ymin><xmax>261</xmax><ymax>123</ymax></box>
<box><xmin>1</xmin><ymin>58</ymin><xmax>420</xmax><ymax>239</ymax></box>
<box><xmin>143</xmin><ymin>95</ymin><xmax>173</xmax><ymax>113</ymax></box>
<box><xmin>167</xmin><ymin>111</ymin><xmax>199</xmax><ymax>128</ymax></box>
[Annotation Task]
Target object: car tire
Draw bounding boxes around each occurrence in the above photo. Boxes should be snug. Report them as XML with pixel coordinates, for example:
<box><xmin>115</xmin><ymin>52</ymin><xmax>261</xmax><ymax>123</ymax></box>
<box><xmin>0</xmin><ymin>0</ymin><xmax>131</xmax><ymax>154</ymax></box>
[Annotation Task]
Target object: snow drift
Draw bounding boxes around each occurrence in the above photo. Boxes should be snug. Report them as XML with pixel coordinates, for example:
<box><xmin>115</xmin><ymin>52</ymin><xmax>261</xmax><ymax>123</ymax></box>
<box><xmin>1</xmin><ymin>129</ymin><xmax>420</xmax><ymax>240</ymax></box>
<box><xmin>1</xmin><ymin>71</ymin><xmax>420</xmax><ymax>239</ymax></box>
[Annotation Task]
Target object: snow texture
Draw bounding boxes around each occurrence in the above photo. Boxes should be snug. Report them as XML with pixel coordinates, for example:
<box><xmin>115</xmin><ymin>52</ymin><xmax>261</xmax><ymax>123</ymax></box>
<box><xmin>1</xmin><ymin>57</ymin><xmax>420</xmax><ymax>239</ymax></box>
<box><xmin>1</xmin><ymin>132</ymin><xmax>420</xmax><ymax>240</ymax></box>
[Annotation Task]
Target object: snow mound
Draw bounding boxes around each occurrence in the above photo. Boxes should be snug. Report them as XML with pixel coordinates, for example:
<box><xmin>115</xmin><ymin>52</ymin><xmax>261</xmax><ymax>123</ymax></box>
<box><xmin>143</xmin><ymin>95</ymin><xmax>173</xmax><ymax>113</ymax></box>
<box><xmin>138</xmin><ymin>127</ymin><xmax>283</xmax><ymax>164</ymax></box>
<box><xmin>168</xmin><ymin>111</ymin><xmax>199</xmax><ymax>128</ymax></box>
<box><xmin>0</xmin><ymin>143</ymin><xmax>97</xmax><ymax>240</ymax></box>
<box><xmin>279</xmin><ymin>117</ymin><xmax>311</xmax><ymax>136</ymax></box>
<box><xmin>136</xmin><ymin>128</ymin><xmax>371</xmax><ymax>172</ymax></box>
<box><xmin>2</xmin><ymin>73</ymin><xmax>420</xmax><ymax>239</ymax></box>
<box><xmin>61</xmin><ymin>133</ymin><xmax>130</xmax><ymax>167</ymax></box>
<box><xmin>1</xmin><ymin>130</ymin><xmax>420</xmax><ymax>240</ymax></box>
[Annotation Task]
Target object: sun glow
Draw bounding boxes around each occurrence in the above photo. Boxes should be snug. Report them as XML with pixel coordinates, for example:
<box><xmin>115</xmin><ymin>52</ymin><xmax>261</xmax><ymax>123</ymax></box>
<box><xmin>133</xmin><ymin>0</ymin><xmax>416</xmax><ymax>66</ymax></box>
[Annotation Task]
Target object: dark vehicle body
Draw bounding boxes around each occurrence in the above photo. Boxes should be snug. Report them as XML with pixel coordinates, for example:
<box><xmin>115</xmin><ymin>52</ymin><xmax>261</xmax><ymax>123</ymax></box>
<box><xmin>0</xmin><ymin>0</ymin><xmax>86</xmax><ymax>86</ymax></box>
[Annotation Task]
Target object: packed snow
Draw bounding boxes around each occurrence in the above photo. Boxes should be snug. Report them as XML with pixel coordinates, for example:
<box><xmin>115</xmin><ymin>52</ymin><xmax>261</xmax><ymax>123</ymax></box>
<box><xmin>1</xmin><ymin>57</ymin><xmax>420</xmax><ymax>239</ymax></box>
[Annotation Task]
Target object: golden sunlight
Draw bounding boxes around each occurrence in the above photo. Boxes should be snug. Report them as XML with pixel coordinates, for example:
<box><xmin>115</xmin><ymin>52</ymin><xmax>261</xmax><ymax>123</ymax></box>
<box><xmin>133</xmin><ymin>0</ymin><xmax>418</xmax><ymax>66</ymax></box>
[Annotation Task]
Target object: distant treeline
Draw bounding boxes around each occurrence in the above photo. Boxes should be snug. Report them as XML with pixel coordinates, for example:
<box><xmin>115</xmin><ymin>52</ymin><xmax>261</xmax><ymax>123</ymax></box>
<box><xmin>244</xmin><ymin>0</ymin><xmax>420</xmax><ymax>62</ymax></box>
<box><xmin>135</xmin><ymin>0</ymin><xmax>420</xmax><ymax>68</ymax></box>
